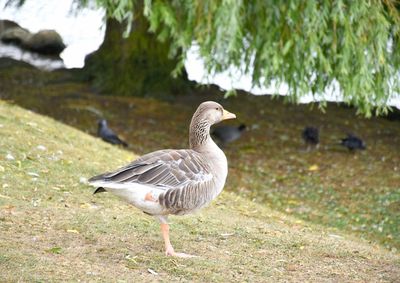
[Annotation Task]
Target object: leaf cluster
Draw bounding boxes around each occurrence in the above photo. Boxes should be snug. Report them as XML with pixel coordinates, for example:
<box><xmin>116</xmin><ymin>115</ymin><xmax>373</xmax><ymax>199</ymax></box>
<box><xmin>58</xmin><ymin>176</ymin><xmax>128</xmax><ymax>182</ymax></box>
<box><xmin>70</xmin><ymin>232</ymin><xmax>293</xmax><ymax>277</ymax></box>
<box><xmin>141</xmin><ymin>0</ymin><xmax>400</xmax><ymax>116</ymax></box>
<box><xmin>8</xmin><ymin>0</ymin><xmax>400</xmax><ymax>116</ymax></box>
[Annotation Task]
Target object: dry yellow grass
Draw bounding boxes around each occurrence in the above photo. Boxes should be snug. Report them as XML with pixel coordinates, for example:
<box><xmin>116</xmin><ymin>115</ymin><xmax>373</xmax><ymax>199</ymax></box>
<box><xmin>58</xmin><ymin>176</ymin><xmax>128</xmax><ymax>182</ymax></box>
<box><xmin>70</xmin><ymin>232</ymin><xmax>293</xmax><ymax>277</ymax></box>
<box><xmin>0</xmin><ymin>101</ymin><xmax>399</xmax><ymax>282</ymax></box>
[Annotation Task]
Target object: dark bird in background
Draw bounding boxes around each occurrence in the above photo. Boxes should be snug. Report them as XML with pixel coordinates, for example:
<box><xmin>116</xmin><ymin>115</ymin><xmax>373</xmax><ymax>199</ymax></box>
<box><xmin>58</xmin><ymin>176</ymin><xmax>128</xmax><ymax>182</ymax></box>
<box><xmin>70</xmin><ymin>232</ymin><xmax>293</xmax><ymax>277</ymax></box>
<box><xmin>211</xmin><ymin>124</ymin><xmax>246</xmax><ymax>146</ymax></box>
<box><xmin>340</xmin><ymin>134</ymin><xmax>366</xmax><ymax>151</ymax></box>
<box><xmin>301</xmin><ymin>126</ymin><xmax>319</xmax><ymax>150</ymax></box>
<box><xmin>97</xmin><ymin>119</ymin><xmax>128</xmax><ymax>147</ymax></box>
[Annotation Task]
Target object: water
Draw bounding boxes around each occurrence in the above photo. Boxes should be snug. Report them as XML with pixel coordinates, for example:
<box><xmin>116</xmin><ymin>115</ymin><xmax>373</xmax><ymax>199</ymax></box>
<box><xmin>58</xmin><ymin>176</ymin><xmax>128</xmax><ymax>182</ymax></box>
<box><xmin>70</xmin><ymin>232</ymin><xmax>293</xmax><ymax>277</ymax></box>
<box><xmin>0</xmin><ymin>42</ymin><xmax>65</xmax><ymax>70</ymax></box>
<box><xmin>0</xmin><ymin>0</ymin><xmax>105</xmax><ymax>68</ymax></box>
<box><xmin>1</xmin><ymin>0</ymin><xmax>399</xmax><ymax>109</ymax></box>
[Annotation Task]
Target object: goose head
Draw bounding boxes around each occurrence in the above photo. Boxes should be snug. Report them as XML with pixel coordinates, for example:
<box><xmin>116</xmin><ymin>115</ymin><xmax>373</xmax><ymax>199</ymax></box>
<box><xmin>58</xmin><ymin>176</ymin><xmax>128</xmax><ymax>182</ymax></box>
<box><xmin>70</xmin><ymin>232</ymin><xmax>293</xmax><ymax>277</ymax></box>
<box><xmin>192</xmin><ymin>101</ymin><xmax>236</xmax><ymax>125</ymax></box>
<box><xmin>189</xmin><ymin>101</ymin><xmax>236</xmax><ymax>149</ymax></box>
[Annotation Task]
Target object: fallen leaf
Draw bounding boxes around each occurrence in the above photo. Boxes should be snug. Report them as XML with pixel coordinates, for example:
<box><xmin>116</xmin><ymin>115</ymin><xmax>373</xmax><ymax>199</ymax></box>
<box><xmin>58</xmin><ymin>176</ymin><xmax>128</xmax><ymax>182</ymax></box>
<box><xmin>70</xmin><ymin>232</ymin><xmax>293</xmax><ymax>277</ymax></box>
<box><xmin>125</xmin><ymin>254</ymin><xmax>138</xmax><ymax>263</ymax></box>
<box><xmin>67</xmin><ymin>229</ymin><xmax>80</xmax><ymax>234</ymax></box>
<box><xmin>37</xmin><ymin>145</ymin><xmax>46</xmax><ymax>151</ymax></box>
<box><xmin>308</xmin><ymin>164</ymin><xmax>319</xmax><ymax>171</ymax></box>
<box><xmin>80</xmin><ymin>202</ymin><xmax>98</xmax><ymax>209</ymax></box>
<box><xmin>328</xmin><ymin>234</ymin><xmax>343</xmax><ymax>239</ymax></box>
<box><xmin>147</xmin><ymin>268</ymin><xmax>158</xmax><ymax>275</ymax></box>
<box><xmin>80</xmin><ymin>203</ymin><xmax>91</xmax><ymax>209</ymax></box>
<box><xmin>26</xmin><ymin>122</ymin><xmax>38</xmax><ymax>127</ymax></box>
<box><xmin>5</xmin><ymin>153</ymin><xmax>14</xmax><ymax>160</ymax></box>
<box><xmin>46</xmin><ymin>247</ymin><xmax>62</xmax><ymax>254</ymax></box>
<box><xmin>220</xmin><ymin>233</ymin><xmax>235</xmax><ymax>237</ymax></box>
<box><xmin>2</xmin><ymin>205</ymin><xmax>15</xmax><ymax>210</ymax></box>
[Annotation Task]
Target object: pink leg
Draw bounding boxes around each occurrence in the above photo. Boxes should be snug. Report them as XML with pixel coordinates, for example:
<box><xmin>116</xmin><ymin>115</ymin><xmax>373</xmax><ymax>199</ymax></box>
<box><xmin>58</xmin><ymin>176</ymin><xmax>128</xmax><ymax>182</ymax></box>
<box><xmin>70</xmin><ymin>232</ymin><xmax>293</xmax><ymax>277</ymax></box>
<box><xmin>160</xmin><ymin>223</ymin><xmax>196</xmax><ymax>258</ymax></box>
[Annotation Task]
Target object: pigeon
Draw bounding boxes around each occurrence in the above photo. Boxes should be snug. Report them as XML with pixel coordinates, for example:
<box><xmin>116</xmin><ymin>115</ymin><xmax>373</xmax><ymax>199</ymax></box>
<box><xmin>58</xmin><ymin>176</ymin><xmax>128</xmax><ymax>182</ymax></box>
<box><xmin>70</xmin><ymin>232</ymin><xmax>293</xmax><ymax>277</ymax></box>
<box><xmin>301</xmin><ymin>126</ymin><xmax>319</xmax><ymax>150</ymax></box>
<box><xmin>97</xmin><ymin>119</ymin><xmax>128</xmax><ymax>147</ymax></box>
<box><xmin>211</xmin><ymin>124</ymin><xmax>246</xmax><ymax>146</ymax></box>
<box><xmin>89</xmin><ymin>101</ymin><xmax>236</xmax><ymax>257</ymax></box>
<box><xmin>340</xmin><ymin>134</ymin><xmax>366</xmax><ymax>151</ymax></box>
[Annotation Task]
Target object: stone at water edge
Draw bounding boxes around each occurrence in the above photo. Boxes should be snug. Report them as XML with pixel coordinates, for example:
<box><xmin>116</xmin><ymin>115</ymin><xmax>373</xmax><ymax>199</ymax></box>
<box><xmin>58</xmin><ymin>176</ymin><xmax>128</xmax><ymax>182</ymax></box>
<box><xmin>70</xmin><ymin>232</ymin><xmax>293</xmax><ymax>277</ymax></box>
<box><xmin>0</xmin><ymin>20</ymin><xmax>32</xmax><ymax>46</ymax></box>
<box><xmin>23</xmin><ymin>29</ymin><xmax>66</xmax><ymax>56</ymax></box>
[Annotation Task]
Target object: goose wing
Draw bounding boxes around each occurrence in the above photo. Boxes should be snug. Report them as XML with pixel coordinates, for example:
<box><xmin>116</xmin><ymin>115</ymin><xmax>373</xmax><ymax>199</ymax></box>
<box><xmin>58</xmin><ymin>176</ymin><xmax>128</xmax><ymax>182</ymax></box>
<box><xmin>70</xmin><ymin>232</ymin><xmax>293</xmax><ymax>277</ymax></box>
<box><xmin>88</xmin><ymin>149</ymin><xmax>212</xmax><ymax>190</ymax></box>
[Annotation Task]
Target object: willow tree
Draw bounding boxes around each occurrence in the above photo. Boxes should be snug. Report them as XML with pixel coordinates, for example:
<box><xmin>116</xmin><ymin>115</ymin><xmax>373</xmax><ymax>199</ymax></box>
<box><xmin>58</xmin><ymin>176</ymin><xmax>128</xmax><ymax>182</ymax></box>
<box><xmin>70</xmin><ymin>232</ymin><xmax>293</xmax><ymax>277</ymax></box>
<box><xmin>10</xmin><ymin>0</ymin><xmax>400</xmax><ymax>115</ymax></box>
<box><xmin>82</xmin><ymin>2</ymin><xmax>194</xmax><ymax>99</ymax></box>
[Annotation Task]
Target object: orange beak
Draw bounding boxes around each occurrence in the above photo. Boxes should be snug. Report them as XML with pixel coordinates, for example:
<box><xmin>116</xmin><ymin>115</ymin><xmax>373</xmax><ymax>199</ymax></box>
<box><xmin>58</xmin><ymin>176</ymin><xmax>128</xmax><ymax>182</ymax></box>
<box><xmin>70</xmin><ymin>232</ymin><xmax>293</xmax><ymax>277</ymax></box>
<box><xmin>222</xmin><ymin>109</ymin><xmax>236</xmax><ymax>120</ymax></box>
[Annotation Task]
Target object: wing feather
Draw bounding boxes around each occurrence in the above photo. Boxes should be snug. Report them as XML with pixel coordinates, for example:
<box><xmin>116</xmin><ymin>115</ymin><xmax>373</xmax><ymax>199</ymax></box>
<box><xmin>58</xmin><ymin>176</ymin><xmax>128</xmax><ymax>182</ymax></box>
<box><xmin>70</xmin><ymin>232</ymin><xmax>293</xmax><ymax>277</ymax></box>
<box><xmin>89</xmin><ymin>149</ymin><xmax>212</xmax><ymax>190</ymax></box>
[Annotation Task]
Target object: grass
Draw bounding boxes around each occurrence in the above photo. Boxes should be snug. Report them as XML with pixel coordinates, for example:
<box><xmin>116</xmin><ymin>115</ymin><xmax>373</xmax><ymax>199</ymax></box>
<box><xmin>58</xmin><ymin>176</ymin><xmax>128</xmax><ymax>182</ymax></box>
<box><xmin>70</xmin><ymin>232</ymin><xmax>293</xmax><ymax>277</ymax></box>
<box><xmin>1</xmin><ymin>60</ymin><xmax>399</xmax><ymax>252</ymax></box>
<box><xmin>0</xmin><ymin>100</ymin><xmax>399</xmax><ymax>281</ymax></box>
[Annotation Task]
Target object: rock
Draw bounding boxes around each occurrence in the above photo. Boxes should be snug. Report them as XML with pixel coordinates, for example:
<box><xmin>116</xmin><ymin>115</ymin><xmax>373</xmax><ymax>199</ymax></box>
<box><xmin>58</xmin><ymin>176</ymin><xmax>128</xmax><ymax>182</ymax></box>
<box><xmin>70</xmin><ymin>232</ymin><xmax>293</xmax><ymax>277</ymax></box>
<box><xmin>1</xmin><ymin>27</ymin><xmax>31</xmax><ymax>45</ymax></box>
<box><xmin>0</xmin><ymin>21</ymin><xmax>66</xmax><ymax>55</ymax></box>
<box><xmin>24</xmin><ymin>30</ymin><xmax>66</xmax><ymax>55</ymax></box>
<box><xmin>0</xmin><ymin>20</ymin><xmax>21</xmax><ymax>34</ymax></box>
<box><xmin>0</xmin><ymin>20</ymin><xmax>30</xmax><ymax>45</ymax></box>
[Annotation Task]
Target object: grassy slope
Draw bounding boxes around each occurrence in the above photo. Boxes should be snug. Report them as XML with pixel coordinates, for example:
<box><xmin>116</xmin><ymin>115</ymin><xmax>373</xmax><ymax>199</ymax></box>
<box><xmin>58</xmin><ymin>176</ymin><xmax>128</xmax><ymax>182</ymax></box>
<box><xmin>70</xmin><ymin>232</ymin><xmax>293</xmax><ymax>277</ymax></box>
<box><xmin>0</xmin><ymin>102</ymin><xmax>399</xmax><ymax>282</ymax></box>
<box><xmin>1</xmin><ymin>62</ymin><xmax>399</xmax><ymax>251</ymax></box>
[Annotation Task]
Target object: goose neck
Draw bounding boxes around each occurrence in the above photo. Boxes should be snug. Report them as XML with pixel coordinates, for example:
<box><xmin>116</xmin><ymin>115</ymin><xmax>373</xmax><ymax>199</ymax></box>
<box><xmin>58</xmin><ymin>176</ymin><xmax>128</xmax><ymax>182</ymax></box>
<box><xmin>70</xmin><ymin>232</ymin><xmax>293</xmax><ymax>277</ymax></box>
<box><xmin>189</xmin><ymin>118</ymin><xmax>212</xmax><ymax>150</ymax></box>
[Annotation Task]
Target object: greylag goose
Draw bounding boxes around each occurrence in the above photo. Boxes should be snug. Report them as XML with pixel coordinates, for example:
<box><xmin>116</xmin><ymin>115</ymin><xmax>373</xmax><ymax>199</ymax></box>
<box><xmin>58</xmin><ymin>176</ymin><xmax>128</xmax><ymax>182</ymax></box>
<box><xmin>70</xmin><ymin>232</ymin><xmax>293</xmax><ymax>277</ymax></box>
<box><xmin>97</xmin><ymin>119</ymin><xmax>128</xmax><ymax>147</ymax></box>
<box><xmin>212</xmin><ymin>124</ymin><xmax>246</xmax><ymax>146</ymax></box>
<box><xmin>88</xmin><ymin>101</ymin><xmax>236</xmax><ymax>257</ymax></box>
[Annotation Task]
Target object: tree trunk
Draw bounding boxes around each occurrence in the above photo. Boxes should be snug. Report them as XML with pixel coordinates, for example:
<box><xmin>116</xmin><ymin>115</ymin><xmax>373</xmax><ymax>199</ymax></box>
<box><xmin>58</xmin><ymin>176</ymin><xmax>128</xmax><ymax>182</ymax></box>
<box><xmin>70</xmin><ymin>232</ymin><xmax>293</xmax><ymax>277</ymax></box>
<box><xmin>82</xmin><ymin>16</ymin><xmax>193</xmax><ymax>98</ymax></box>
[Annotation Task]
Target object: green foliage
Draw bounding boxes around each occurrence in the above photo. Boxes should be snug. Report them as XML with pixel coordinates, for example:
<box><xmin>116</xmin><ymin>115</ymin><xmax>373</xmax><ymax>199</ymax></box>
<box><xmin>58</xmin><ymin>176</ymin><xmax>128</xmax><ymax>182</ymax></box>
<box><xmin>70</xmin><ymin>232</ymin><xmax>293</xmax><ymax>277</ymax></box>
<box><xmin>91</xmin><ymin>0</ymin><xmax>400</xmax><ymax>116</ymax></box>
<box><xmin>96</xmin><ymin>0</ymin><xmax>134</xmax><ymax>36</ymax></box>
<box><xmin>7</xmin><ymin>0</ymin><xmax>400</xmax><ymax>115</ymax></box>
<box><xmin>82</xmin><ymin>17</ymin><xmax>193</xmax><ymax>98</ymax></box>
